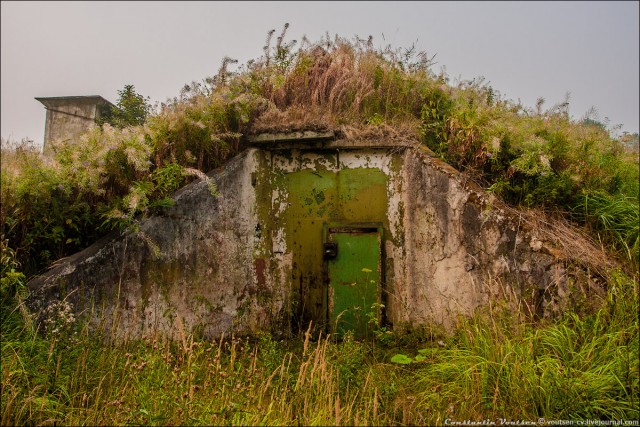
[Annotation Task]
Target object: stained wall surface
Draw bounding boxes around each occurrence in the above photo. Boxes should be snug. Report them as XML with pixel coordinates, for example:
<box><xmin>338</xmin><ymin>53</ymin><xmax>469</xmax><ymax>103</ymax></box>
<box><xmin>36</xmin><ymin>96</ymin><xmax>112</xmax><ymax>155</ymax></box>
<box><xmin>27</xmin><ymin>140</ymin><xmax>588</xmax><ymax>338</ymax></box>
<box><xmin>254</xmin><ymin>148</ymin><xmax>403</xmax><ymax>334</ymax></box>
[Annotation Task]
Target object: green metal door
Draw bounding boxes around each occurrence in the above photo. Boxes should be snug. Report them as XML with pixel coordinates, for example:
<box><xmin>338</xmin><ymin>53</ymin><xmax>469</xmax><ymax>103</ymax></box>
<box><xmin>326</xmin><ymin>226</ymin><xmax>381</xmax><ymax>339</ymax></box>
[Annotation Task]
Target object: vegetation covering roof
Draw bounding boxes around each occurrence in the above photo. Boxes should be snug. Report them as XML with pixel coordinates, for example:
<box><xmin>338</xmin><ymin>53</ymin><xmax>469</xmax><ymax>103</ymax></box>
<box><xmin>1</xmin><ymin>24</ymin><xmax>638</xmax><ymax>277</ymax></box>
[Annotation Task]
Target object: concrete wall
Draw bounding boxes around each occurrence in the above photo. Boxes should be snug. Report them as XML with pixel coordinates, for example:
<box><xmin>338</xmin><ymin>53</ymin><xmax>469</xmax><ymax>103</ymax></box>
<box><xmin>392</xmin><ymin>147</ymin><xmax>569</xmax><ymax>330</ymax></box>
<box><xmin>27</xmin><ymin>139</ymin><xmax>599</xmax><ymax>338</ymax></box>
<box><xmin>37</xmin><ymin>97</ymin><xmax>109</xmax><ymax>155</ymax></box>
<box><xmin>28</xmin><ymin>149</ymin><xmax>287</xmax><ymax>339</ymax></box>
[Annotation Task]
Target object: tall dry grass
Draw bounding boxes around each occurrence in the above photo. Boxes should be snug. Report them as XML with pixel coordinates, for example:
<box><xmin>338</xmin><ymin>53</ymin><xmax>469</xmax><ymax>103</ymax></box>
<box><xmin>2</xmin><ymin>269</ymin><xmax>638</xmax><ymax>425</ymax></box>
<box><xmin>414</xmin><ymin>270</ymin><xmax>639</xmax><ymax>422</ymax></box>
<box><xmin>1</xmin><ymin>305</ymin><xmax>424</xmax><ymax>426</ymax></box>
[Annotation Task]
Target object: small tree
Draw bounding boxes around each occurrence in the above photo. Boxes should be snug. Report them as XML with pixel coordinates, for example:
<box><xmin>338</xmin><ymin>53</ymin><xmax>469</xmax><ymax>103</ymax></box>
<box><xmin>98</xmin><ymin>84</ymin><xmax>152</xmax><ymax>128</ymax></box>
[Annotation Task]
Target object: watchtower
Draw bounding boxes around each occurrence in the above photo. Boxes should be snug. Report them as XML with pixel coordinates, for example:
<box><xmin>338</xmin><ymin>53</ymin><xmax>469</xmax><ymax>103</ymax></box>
<box><xmin>35</xmin><ymin>95</ymin><xmax>115</xmax><ymax>155</ymax></box>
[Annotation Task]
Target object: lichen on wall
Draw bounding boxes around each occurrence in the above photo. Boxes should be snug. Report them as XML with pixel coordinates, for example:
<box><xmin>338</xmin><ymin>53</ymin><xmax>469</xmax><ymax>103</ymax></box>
<box><xmin>28</xmin><ymin>149</ymin><xmax>287</xmax><ymax>339</ymax></box>
<box><xmin>260</xmin><ymin>148</ymin><xmax>403</xmax><ymax>334</ymax></box>
<box><xmin>26</xmin><ymin>137</ymin><xmax>605</xmax><ymax>339</ymax></box>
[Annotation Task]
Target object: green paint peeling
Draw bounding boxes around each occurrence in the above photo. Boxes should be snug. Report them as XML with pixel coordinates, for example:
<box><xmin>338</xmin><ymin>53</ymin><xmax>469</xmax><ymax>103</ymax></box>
<box><xmin>250</xmin><ymin>147</ymin><xmax>406</xmax><ymax>336</ymax></box>
<box><xmin>268</xmin><ymin>152</ymin><xmax>390</xmax><ymax>333</ymax></box>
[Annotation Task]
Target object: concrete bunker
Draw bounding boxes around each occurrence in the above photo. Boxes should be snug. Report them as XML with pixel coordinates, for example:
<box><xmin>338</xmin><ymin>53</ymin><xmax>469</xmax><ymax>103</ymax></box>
<box><xmin>35</xmin><ymin>95</ymin><xmax>115</xmax><ymax>155</ymax></box>
<box><xmin>27</xmin><ymin>130</ymin><xmax>604</xmax><ymax>340</ymax></box>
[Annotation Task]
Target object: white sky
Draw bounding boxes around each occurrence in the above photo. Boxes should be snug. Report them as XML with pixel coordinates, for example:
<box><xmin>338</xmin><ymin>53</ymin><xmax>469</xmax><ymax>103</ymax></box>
<box><xmin>2</xmin><ymin>1</ymin><xmax>639</xmax><ymax>149</ymax></box>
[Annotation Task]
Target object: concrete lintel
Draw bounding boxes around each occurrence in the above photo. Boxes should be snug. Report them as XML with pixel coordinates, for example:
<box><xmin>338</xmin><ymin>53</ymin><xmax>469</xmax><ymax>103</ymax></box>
<box><xmin>326</xmin><ymin>138</ymin><xmax>414</xmax><ymax>149</ymax></box>
<box><xmin>35</xmin><ymin>95</ymin><xmax>115</xmax><ymax>108</ymax></box>
<box><xmin>248</xmin><ymin>131</ymin><xmax>416</xmax><ymax>150</ymax></box>
<box><xmin>247</xmin><ymin>130</ymin><xmax>336</xmax><ymax>145</ymax></box>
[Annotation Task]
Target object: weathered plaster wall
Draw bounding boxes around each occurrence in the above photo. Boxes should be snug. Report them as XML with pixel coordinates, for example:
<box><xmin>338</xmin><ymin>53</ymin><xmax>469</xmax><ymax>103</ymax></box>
<box><xmin>27</xmin><ymin>139</ymin><xmax>595</xmax><ymax>339</ymax></box>
<box><xmin>41</xmin><ymin>99</ymin><xmax>100</xmax><ymax>154</ymax></box>
<box><xmin>28</xmin><ymin>149</ymin><xmax>288</xmax><ymax>339</ymax></box>
<box><xmin>391</xmin><ymin>147</ymin><xmax>571</xmax><ymax>330</ymax></box>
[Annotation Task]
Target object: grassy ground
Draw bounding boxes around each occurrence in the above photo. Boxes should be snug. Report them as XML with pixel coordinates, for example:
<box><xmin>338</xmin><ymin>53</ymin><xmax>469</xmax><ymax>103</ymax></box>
<box><xmin>2</xmin><ymin>271</ymin><xmax>637</xmax><ymax>426</ymax></box>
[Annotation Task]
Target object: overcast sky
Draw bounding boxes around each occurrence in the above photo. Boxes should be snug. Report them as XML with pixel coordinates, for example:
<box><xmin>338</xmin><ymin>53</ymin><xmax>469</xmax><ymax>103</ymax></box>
<box><xmin>2</xmin><ymin>1</ymin><xmax>638</xmax><ymax>149</ymax></box>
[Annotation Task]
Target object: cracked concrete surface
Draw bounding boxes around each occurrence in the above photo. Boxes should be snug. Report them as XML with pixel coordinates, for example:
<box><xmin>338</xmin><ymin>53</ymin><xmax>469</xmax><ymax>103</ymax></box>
<box><xmin>27</xmin><ymin>138</ymin><xmax>604</xmax><ymax>338</ymax></box>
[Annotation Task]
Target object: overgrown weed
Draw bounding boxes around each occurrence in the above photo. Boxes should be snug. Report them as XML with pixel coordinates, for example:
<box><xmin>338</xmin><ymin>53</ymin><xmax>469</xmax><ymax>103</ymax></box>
<box><xmin>2</xmin><ymin>25</ymin><xmax>637</xmax><ymax>276</ymax></box>
<box><xmin>2</xmin><ymin>270</ymin><xmax>638</xmax><ymax>425</ymax></box>
<box><xmin>413</xmin><ymin>270</ymin><xmax>639</xmax><ymax>423</ymax></box>
<box><xmin>1</xmin><ymin>309</ymin><xmax>424</xmax><ymax>425</ymax></box>
<box><xmin>1</xmin><ymin>24</ymin><xmax>639</xmax><ymax>426</ymax></box>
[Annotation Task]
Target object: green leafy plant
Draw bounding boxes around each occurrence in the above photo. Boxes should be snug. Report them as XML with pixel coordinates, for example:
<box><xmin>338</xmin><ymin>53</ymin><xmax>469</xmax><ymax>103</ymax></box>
<box><xmin>97</xmin><ymin>84</ymin><xmax>152</xmax><ymax>128</ymax></box>
<box><xmin>390</xmin><ymin>348</ymin><xmax>431</xmax><ymax>365</ymax></box>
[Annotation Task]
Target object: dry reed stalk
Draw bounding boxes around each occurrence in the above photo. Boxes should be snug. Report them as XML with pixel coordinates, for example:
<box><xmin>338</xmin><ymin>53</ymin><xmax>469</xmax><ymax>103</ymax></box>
<box><xmin>309</xmin><ymin>337</ymin><xmax>326</xmax><ymax>387</ymax></box>
<box><xmin>503</xmin><ymin>205</ymin><xmax>616</xmax><ymax>279</ymax></box>
<box><xmin>249</xmin><ymin>104</ymin><xmax>333</xmax><ymax>134</ymax></box>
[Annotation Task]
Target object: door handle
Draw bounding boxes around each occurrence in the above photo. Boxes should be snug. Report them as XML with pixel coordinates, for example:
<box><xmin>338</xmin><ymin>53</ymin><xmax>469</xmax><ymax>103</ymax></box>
<box><xmin>323</xmin><ymin>242</ymin><xmax>338</xmax><ymax>259</ymax></box>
